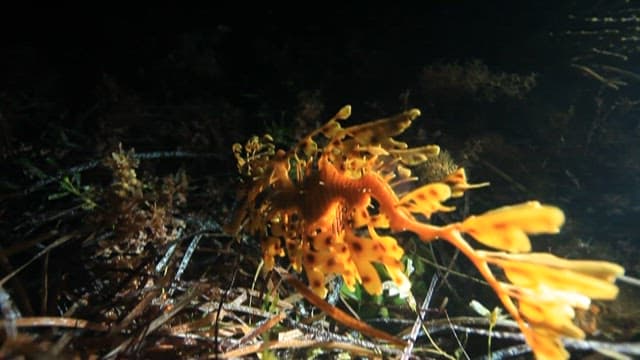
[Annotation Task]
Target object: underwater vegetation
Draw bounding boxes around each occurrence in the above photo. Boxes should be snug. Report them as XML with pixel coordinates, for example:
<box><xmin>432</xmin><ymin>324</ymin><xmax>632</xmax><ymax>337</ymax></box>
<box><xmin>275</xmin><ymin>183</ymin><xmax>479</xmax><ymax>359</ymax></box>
<box><xmin>226</xmin><ymin>105</ymin><xmax>624</xmax><ymax>359</ymax></box>
<box><xmin>421</xmin><ymin>59</ymin><xmax>537</xmax><ymax>103</ymax></box>
<box><xmin>557</xmin><ymin>2</ymin><xmax>640</xmax><ymax>91</ymax></box>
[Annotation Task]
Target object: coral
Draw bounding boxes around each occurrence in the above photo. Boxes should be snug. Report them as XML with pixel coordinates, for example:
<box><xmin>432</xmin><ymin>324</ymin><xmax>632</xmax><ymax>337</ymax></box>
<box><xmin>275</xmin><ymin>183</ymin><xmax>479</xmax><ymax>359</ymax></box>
<box><xmin>225</xmin><ymin>106</ymin><xmax>623</xmax><ymax>359</ymax></box>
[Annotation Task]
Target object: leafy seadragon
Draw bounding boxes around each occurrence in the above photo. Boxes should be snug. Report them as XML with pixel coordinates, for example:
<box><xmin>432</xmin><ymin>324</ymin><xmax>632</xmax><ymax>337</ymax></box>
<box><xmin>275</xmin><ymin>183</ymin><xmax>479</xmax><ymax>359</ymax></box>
<box><xmin>224</xmin><ymin>105</ymin><xmax>624</xmax><ymax>360</ymax></box>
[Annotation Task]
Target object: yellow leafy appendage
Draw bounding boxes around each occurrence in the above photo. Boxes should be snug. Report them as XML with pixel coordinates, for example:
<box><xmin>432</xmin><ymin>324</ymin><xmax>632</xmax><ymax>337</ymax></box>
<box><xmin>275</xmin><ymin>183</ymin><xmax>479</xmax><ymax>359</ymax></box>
<box><xmin>224</xmin><ymin>105</ymin><xmax>623</xmax><ymax>360</ymax></box>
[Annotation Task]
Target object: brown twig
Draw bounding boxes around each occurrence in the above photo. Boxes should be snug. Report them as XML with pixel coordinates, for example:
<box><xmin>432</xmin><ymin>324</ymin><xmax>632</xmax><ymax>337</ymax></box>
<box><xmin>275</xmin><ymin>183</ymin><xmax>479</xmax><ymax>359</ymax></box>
<box><xmin>284</xmin><ymin>275</ymin><xmax>406</xmax><ymax>347</ymax></box>
<box><xmin>0</xmin><ymin>316</ymin><xmax>109</xmax><ymax>332</ymax></box>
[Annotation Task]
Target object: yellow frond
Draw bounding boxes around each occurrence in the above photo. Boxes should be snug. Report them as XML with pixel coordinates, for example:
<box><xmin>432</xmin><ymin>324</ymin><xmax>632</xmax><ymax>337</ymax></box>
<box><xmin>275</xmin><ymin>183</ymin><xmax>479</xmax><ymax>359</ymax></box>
<box><xmin>354</xmin><ymin>258</ymin><xmax>383</xmax><ymax>295</ymax></box>
<box><xmin>399</xmin><ymin>183</ymin><xmax>454</xmax><ymax>218</ymax></box>
<box><xmin>460</xmin><ymin>202</ymin><xmax>565</xmax><ymax>252</ymax></box>
<box><xmin>482</xmin><ymin>252</ymin><xmax>622</xmax><ymax>299</ymax></box>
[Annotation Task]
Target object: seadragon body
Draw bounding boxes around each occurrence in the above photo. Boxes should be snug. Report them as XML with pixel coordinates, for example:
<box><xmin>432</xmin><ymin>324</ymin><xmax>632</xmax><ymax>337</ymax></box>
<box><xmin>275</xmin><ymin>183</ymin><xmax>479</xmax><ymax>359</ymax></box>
<box><xmin>225</xmin><ymin>105</ymin><xmax>624</xmax><ymax>360</ymax></box>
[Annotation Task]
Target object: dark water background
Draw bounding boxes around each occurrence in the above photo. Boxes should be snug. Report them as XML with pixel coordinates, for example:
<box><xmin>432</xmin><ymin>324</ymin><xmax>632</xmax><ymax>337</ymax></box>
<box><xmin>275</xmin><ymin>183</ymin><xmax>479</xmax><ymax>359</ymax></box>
<box><xmin>4</xmin><ymin>2</ymin><xmax>636</xmax><ymax>244</ymax></box>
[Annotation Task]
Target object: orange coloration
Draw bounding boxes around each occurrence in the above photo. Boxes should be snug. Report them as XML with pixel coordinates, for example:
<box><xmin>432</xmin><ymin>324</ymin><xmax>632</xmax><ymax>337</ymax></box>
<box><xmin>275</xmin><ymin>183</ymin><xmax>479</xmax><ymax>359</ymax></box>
<box><xmin>225</xmin><ymin>106</ymin><xmax>624</xmax><ymax>359</ymax></box>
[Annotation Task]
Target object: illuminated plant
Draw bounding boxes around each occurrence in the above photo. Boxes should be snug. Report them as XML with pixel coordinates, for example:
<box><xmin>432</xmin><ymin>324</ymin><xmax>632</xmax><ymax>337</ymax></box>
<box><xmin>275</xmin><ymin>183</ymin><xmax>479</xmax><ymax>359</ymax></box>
<box><xmin>225</xmin><ymin>105</ymin><xmax>623</xmax><ymax>359</ymax></box>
